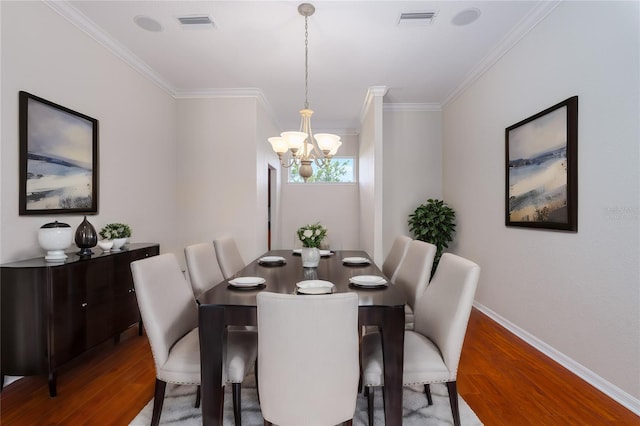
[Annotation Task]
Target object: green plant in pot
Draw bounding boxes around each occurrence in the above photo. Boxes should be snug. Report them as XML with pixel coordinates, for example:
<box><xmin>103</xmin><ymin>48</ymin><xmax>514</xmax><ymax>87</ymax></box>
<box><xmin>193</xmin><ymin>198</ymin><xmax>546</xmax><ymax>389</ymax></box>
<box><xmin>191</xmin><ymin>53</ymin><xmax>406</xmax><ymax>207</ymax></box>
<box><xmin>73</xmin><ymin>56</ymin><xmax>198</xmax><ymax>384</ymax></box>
<box><xmin>99</xmin><ymin>223</ymin><xmax>132</xmax><ymax>250</ymax></box>
<box><xmin>408</xmin><ymin>199</ymin><xmax>456</xmax><ymax>276</ymax></box>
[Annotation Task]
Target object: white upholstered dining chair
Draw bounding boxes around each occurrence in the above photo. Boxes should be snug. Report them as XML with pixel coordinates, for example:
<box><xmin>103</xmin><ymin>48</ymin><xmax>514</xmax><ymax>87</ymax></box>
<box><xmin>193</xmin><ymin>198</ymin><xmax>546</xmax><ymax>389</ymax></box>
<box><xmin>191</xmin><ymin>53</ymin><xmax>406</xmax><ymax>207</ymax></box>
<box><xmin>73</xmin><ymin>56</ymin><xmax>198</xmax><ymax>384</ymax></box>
<box><xmin>184</xmin><ymin>242</ymin><xmax>224</xmax><ymax>299</ymax></box>
<box><xmin>361</xmin><ymin>253</ymin><xmax>480</xmax><ymax>426</ymax></box>
<box><xmin>381</xmin><ymin>235</ymin><xmax>412</xmax><ymax>284</ymax></box>
<box><xmin>213</xmin><ymin>236</ymin><xmax>246</xmax><ymax>280</ymax></box>
<box><xmin>257</xmin><ymin>292</ymin><xmax>360</xmax><ymax>426</ymax></box>
<box><xmin>394</xmin><ymin>239</ymin><xmax>436</xmax><ymax>329</ymax></box>
<box><xmin>130</xmin><ymin>253</ymin><xmax>257</xmax><ymax>426</ymax></box>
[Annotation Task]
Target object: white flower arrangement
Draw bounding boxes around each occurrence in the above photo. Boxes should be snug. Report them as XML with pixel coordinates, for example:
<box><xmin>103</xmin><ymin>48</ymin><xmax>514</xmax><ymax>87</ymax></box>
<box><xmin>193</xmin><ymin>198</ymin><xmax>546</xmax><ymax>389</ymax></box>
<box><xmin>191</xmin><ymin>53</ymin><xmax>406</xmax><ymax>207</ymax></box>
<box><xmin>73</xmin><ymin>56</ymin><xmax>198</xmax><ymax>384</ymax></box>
<box><xmin>296</xmin><ymin>223</ymin><xmax>327</xmax><ymax>248</ymax></box>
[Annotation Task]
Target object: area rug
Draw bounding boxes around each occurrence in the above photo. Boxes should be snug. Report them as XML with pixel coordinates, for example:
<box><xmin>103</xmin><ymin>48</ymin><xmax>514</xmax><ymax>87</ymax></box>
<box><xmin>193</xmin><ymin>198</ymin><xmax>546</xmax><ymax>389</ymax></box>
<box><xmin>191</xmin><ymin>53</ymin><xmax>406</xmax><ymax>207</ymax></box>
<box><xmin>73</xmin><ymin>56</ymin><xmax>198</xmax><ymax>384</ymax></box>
<box><xmin>129</xmin><ymin>374</ymin><xmax>482</xmax><ymax>425</ymax></box>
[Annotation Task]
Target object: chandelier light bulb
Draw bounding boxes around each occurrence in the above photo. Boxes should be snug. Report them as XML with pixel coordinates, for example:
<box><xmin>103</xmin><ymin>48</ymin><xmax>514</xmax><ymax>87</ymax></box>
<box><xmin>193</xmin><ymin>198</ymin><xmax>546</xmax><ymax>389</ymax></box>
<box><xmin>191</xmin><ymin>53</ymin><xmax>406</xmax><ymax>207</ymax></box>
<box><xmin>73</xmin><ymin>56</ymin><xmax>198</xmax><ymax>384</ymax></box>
<box><xmin>329</xmin><ymin>140</ymin><xmax>342</xmax><ymax>156</ymax></box>
<box><xmin>268</xmin><ymin>137</ymin><xmax>289</xmax><ymax>154</ymax></box>
<box><xmin>281</xmin><ymin>131</ymin><xmax>307</xmax><ymax>152</ymax></box>
<box><xmin>314</xmin><ymin>133</ymin><xmax>341</xmax><ymax>153</ymax></box>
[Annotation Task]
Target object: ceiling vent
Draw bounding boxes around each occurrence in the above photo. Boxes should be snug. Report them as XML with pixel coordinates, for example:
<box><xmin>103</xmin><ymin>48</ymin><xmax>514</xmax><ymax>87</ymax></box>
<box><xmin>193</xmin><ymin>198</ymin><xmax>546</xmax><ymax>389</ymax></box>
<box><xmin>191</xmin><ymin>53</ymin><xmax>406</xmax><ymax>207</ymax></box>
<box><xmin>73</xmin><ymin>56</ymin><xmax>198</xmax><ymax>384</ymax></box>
<box><xmin>177</xmin><ymin>15</ymin><xmax>214</xmax><ymax>29</ymax></box>
<box><xmin>398</xmin><ymin>11</ymin><xmax>437</xmax><ymax>26</ymax></box>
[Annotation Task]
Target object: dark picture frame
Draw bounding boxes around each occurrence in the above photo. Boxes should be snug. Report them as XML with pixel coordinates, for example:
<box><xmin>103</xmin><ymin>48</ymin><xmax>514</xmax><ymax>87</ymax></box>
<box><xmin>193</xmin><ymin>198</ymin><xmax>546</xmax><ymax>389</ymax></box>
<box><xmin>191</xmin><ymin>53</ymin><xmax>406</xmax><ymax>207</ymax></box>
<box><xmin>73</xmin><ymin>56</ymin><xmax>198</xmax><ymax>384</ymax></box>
<box><xmin>19</xmin><ymin>91</ymin><xmax>98</xmax><ymax>215</ymax></box>
<box><xmin>505</xmin><ymin>96</ymin><xmax>578</xmax><ymax>231</ymax></box>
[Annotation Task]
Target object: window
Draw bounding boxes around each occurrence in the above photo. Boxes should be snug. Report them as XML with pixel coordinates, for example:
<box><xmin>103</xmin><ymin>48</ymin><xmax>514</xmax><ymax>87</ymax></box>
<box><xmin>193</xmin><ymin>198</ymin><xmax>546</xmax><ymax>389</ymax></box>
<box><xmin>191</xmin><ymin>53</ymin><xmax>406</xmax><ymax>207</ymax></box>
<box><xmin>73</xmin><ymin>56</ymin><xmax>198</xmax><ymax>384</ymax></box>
<box><xmin>288</xmin><ymin>157</ymin><xmax>355</xmax><ymax>183</ymax></box>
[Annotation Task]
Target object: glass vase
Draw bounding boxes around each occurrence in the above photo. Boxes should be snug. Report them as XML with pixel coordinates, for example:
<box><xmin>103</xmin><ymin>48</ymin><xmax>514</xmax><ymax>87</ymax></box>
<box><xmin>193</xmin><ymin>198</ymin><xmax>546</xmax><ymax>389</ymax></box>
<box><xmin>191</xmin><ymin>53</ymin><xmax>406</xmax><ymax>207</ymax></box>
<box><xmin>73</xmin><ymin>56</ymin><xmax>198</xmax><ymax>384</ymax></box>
<box><xmin>75</xmin><ymin>216</ymin><xmax>97</xmax><ymax>256</ymax></box>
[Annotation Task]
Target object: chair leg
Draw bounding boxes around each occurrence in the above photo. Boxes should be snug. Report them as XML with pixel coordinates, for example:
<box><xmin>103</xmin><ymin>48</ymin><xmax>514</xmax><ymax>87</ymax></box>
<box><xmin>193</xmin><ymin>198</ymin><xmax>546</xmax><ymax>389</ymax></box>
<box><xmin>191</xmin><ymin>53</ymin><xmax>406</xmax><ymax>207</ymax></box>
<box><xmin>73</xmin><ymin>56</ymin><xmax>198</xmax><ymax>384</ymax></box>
<box><xmin>151</xmin><ymin>379</ymin><xmax>167</xmax><ymax>426</ymax></box>
<box><xmin>424</xmin><ymin>383</ymin><xmax>433</xmax><ymax>405</ymax></box>
<box><xmin>221</xmin><ymin>385</ymin><xmax>226</xmax><ymax>414</ymax></box>
<box><xmin>446</xmin><ymin>381</ymin><xmax>461</xmax><ymax>426</ymax></box>
<box><xmin>358</xmin><ymin>326</ymin><xmax>364</xmax><ymax>394</ymax></box>
<box><xmin>255</xmin><ymin>359</ymin><xmax>260</xmax><ymax>403</ymax></box>
<box><xmin>232</xmin><ymin>383</ymin><xmax>242</xmax><ymax>426</ymax></box>
<box><xmin>367</xmin><ymin>386</ymin><xmax>375</xmax><ymax>426</ymax></box>
<box><xmin>195</xmin><ymin>385</ymin><xmax>201</xmax><ymax>408</ymax></box>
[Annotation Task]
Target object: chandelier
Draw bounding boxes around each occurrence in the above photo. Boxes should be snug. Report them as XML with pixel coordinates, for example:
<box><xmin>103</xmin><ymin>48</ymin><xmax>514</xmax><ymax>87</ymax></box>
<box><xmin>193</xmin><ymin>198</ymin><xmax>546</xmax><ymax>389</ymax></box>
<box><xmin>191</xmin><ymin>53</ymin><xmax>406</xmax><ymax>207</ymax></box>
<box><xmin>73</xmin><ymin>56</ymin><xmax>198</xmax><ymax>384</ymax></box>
<box><xmin>268</xmin><ymin>3</ymin><xmax>341</xmax><ymax>182</ymax></box>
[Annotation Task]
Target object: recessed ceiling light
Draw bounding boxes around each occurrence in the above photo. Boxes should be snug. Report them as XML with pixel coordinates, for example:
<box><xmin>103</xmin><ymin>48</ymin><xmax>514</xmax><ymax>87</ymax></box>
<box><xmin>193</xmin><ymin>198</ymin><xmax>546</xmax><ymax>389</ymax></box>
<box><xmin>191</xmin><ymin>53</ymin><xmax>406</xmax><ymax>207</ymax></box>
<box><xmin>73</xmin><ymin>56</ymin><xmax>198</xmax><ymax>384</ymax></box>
<box><xmin>134</xmin><ymin>15</ymin><xmax>163</xmax><ymax>32</ymax></box>
<box><xmin>452</xmin><ymin>8</ymin><xmax>481</xmax><ymax>26</ymax></box>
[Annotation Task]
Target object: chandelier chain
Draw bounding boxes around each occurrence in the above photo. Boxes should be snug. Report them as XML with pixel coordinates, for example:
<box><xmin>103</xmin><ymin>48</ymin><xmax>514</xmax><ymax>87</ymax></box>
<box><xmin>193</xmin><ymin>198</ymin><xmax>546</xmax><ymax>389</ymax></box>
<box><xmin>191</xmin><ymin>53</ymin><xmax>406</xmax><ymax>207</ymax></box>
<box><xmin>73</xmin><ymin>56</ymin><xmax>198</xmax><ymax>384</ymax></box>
<box><xmin>304</xmin><ymin>15</ymin><xmax>309</xmax><ymax>110</ymax></box>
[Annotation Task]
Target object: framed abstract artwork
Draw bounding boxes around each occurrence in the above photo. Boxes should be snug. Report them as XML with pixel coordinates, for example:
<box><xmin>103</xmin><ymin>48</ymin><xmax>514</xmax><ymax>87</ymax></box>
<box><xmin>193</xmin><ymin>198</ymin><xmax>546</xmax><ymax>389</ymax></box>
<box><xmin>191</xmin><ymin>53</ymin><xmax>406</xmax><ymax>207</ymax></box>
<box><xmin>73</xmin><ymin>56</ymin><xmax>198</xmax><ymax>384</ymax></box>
<box><xmin>19</xmin><ymin>91</ymin><xmax>98</xmax><ymax>215</ymax></box>
<box><xmin>505</xmin><ymin>96</ymin><xmax>578</xmax><ymax>231</ymax></box>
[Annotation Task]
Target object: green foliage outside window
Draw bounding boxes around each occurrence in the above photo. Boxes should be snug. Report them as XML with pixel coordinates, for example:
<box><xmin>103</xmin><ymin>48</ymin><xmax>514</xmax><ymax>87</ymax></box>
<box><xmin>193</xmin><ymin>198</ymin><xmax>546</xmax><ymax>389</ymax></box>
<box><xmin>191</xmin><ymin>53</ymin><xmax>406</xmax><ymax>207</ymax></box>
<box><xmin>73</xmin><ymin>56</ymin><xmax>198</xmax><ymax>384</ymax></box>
<box><xmin>289</xmin><ymin>158</ymin><xmax>354</xmax><ymax>183</ymax></box>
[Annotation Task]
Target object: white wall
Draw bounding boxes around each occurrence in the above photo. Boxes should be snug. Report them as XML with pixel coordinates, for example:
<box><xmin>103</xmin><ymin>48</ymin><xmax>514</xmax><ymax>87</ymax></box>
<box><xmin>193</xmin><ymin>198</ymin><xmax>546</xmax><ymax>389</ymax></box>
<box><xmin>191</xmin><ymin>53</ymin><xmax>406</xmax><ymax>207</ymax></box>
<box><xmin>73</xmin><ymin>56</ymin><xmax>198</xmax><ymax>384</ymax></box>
<box><xmin>175</xmin><ymin>97</ymin><xmax>276</xmax><ymax>266</ymax></box>
<box><xmin>382</xmin><ymin>108</ymin><xmax>442</xmax><ymax>260</ymax></box>
<box><xmin>1</xmin><ymin>1</ymin><xmax>177</xmax><ymax>263</ymax></box>
<box><xmin>443</xmin><ymin>1</ymin><xmax>639</xmax><ymax>402</ymax></box>
<box><xmin>279</xmin><ymin>133</ymin><xmax>360</xmax><ymax>250</ymax></box>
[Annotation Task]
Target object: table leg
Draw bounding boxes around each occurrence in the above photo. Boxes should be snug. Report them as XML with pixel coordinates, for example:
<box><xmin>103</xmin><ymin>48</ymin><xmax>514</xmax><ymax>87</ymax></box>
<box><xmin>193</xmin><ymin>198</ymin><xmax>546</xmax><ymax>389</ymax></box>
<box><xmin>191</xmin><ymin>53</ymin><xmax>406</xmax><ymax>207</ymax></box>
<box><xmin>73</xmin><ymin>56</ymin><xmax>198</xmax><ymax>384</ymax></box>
<box><xmin>199</xmin><ymin>305</ymin><xmax>225</xmax><ymax>426</ymax></box>
<box><xmin>380</xmin><ymin>305</ymin><xmax>405</xmax><ymax>426</ymax></box>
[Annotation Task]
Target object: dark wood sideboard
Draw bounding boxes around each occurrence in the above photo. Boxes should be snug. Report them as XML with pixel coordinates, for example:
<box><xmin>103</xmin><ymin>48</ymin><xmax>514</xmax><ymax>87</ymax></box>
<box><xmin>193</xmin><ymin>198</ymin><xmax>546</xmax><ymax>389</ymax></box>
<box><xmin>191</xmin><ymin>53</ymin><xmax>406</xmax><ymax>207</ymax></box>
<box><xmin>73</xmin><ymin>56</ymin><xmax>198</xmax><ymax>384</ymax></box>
<box><xmin>0</xmin><ymin>242</ymin><xmax>159</xmax><ymax>396</ymax></box>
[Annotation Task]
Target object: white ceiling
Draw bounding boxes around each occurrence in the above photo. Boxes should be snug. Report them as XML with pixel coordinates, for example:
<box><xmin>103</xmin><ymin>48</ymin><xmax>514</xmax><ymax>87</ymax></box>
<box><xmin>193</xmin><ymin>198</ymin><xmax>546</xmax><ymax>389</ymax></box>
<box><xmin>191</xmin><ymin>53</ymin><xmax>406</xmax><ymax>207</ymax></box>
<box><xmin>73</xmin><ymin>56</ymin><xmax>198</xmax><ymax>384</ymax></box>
<box><xmin>51</xmin><ymin>1</ymin><xmax>557</xmax><ymax>131</ymax></box>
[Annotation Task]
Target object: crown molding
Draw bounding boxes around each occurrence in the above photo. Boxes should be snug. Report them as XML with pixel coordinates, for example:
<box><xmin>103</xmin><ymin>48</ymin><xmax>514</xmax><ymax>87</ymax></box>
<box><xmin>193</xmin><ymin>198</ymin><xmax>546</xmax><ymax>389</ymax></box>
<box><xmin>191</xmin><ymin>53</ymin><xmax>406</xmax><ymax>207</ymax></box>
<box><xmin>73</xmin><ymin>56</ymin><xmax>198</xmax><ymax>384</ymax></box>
<box><xmin>442</xmin><ymin>0</ymin><xmax>561</xmax><ymax>106</ymax></box>
<box><xmin>173</xmin><ymin>88</ymin><xmax>264</xmax><ymax>99</ymax></box>
<box><xmin>45</xmin><ymin>1</ymin><xmax>177</xmax><ymax>95</ymax></box>
<box><xmin>384</xmin><ymin>103</ymin><xmax>441</xmax><ymax>112</ymax></box>
<box><xmin>359</xmin><ymin>86</ymin><xmax>389</xmax><ymax>124</ymax></box>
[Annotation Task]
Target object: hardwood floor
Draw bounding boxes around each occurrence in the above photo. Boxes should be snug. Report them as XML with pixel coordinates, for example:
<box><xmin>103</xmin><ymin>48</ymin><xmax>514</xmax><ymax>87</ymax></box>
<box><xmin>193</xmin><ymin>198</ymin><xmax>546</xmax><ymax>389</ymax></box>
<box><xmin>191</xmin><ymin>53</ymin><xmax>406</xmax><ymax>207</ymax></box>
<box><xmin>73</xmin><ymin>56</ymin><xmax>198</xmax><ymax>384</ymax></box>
<box><xmin>458</xmin><ymin>309</ymin><xmax>639</xmax><ymax>425</ymax></box>
<box><xmin>1</xmin><ymin>308</ymin><xmax>638</xmax><ymax>425</ymax></box>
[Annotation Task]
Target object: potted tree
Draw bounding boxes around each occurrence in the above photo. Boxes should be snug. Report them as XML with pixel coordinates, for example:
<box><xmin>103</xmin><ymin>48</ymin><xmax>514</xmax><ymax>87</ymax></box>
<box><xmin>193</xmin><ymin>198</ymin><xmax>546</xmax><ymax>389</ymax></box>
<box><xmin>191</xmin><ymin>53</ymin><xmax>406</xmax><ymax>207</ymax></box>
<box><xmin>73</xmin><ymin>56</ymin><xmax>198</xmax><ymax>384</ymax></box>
<box><xmin>408</xmin><ymin>199</ymin><xmax>456</xmax><ymax>276</ymax></box>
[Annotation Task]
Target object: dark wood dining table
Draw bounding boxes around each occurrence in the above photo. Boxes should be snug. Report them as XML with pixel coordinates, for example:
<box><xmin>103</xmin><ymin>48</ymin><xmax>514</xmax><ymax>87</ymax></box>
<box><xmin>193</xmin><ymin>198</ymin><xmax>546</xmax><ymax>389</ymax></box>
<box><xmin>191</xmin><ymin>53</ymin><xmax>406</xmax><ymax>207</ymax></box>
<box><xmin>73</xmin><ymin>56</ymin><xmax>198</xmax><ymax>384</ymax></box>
<box><xmin>197</xmin><ymin>249</ymin><xmax>406</xmax><ymax>425</ymax></box>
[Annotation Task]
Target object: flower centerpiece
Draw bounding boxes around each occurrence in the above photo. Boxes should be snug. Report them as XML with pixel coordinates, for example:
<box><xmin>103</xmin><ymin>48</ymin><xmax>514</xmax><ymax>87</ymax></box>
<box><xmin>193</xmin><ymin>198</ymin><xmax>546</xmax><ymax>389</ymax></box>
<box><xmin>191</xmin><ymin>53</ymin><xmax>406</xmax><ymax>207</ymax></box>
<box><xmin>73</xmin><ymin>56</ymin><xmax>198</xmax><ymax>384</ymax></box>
<box><xmin>297</xmin><ymin>223</ymin><xmax>327</xmax><ymax>267</ymax></box>
<box><xmin>297</xmin><ymin>222</ymin><xmax>327</xmax><ymax>248</ymax></box>
<box><xmin>99</xmin><ymin>223</ymin><xmax>132</xmax><ymax>251</ymax></box>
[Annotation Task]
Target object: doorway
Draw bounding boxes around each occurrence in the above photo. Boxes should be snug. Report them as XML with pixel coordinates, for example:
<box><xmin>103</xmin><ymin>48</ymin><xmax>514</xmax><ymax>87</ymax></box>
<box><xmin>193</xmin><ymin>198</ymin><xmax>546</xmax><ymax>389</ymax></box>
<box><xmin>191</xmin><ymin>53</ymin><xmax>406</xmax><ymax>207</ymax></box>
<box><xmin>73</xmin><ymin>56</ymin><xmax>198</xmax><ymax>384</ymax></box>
<box><xmin>267</xmin><ymin>165</ymin><xmax>276</xmax><ymax>250</ymax></box>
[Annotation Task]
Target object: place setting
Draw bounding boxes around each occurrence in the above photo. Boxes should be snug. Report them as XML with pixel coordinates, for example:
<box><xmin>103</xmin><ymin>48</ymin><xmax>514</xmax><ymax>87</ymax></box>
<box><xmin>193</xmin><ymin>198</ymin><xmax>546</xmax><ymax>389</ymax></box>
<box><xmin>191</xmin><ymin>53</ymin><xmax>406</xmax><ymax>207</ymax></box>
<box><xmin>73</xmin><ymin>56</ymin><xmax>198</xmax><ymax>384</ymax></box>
<box><xmin>258</xmin><ymin>255</ymin><xmax>286</xmax><ymax>266</ymax></box>
<box><xmin>227</xmin><ymin>276</ymin><xmax>266</xmax><ymax>290</ymax></box>
<box><xmin>349</xmin><ymin>275</ymin><xmax>387</xmax><ymax>289</ymax></box>
<box><xmin>295</xmin><ymin>280</ymin><xmax>335</xmax><ymax>295</ymax></box>
<box><xmin>341</xmin><ymin>256</ymin><xmax>371</xmax><ymax>266</ymax></box>
<box><xmin>292</xmin><ymin>248</ymin><xmax>333</xmax><ymax>257</ymax></box>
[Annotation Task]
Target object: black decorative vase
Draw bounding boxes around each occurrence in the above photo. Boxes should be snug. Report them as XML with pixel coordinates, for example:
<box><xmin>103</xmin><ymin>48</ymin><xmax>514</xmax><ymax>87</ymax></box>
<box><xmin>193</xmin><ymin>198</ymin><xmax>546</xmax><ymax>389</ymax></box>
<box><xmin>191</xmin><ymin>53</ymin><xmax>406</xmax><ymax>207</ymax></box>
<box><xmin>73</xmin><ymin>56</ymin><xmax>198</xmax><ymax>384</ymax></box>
<box><xmin>75</xmin><ymin>216</ymin><xmax>97</xmax><ymax>256</ymax></box>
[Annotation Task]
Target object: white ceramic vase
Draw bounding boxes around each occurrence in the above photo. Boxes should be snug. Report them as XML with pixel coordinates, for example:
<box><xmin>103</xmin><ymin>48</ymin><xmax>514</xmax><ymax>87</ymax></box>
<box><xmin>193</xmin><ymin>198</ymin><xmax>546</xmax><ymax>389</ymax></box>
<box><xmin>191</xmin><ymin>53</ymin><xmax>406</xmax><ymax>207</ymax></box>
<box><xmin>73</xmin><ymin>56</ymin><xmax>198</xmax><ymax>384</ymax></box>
<box><xmin>301</xmin><ymin>247</ymin><xmax>320</xmax><ymax>268</ymax></box>
<box><xmin>97</xmin><ymin>240</ymin><xmax>114</xmax><ymax>252</ymax></box>
<box><xmin>38</xmin><ymin>221</ymin><xmax>73</xmax><ymax>261</ymax></box>
<box><xmin>112</xmin><ymin>238</ymin><xmax>127</xmax><ymax>251</ymax></box>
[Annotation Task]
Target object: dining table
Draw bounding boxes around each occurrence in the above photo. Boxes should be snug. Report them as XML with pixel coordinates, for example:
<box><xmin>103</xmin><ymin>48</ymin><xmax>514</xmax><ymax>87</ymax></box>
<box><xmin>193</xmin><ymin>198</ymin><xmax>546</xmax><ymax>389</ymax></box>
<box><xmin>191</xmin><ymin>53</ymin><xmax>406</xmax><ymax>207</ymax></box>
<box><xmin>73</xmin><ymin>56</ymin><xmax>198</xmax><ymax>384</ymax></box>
<box><xmin>197</xmin><ymin>249</ymin><xmax>406</xmax><ymax>426</ymax></box>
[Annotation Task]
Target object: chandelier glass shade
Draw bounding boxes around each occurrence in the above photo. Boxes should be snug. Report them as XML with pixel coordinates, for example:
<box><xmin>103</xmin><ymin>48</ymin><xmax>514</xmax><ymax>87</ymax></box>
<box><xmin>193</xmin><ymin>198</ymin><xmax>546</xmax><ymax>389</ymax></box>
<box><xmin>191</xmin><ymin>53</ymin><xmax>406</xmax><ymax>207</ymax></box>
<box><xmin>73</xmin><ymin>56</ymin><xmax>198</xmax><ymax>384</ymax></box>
<box><xmin>268</xmin><ymin>3</ymin><xmax>341</xmax><ymax>182</ymax></box>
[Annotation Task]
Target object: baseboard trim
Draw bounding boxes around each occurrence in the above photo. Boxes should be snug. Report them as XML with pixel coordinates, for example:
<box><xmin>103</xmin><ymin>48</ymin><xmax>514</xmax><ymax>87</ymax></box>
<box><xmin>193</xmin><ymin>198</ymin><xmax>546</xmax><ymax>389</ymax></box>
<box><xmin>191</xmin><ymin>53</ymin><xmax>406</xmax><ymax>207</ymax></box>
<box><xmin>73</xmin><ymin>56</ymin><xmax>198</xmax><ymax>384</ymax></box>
<box><xmin>473</xmin><ymin>301</ymin><xmax>640</xmax><ymax>416</ymax></box>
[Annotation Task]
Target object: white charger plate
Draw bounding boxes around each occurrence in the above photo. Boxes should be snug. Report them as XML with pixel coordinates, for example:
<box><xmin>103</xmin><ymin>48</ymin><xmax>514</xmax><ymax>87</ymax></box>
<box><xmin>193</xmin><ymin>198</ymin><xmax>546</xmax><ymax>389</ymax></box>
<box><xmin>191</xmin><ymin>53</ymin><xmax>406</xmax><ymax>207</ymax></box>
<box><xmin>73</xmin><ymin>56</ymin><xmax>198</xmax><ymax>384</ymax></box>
<box><xmin>349</xmin><ymin>275</ymin><xmax>387</xmax><ymax>287</ymax></box>
<box><xmin>259</xmin><ymin>256</ymin><xmax>286</xmax><ymax>264</ymax></box>
<box><xmin>296</xmin><ymin>280</ymin><xmax>335</xmax><ymax>295</ymax></box>
<box><xmin>229</xmin><ymin>276</ymin><xmax>266</xmax><ymax>288</ymax></box>
<box><xmin>292</xmin><ymin>249</ymin><xmax>333</xmax><ymax>256</ymax></box>
<box><xmin>342</xmin><ymin>257</ymin><xmax>370</xmax><ymax>265</ymax></box>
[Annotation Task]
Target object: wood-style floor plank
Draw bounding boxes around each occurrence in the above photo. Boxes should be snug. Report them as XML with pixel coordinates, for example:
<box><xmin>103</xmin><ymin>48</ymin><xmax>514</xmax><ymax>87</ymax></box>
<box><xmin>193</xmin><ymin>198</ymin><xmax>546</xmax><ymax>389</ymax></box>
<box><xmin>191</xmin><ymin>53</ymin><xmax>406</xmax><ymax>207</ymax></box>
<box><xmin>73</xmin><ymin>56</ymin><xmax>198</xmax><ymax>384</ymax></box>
<box><xmin>0</xmin><ymin>326</ymin><xmax>155</xmax><ymax>425</ymax></box>
<box><xmin>457</xmin><ymin>309</ymin><xmax>639</xmax><ymax>425</ymax></box>
<box><xmin>1</xmin><ymin>309</ymin><xmax>638</xmax><ymax>425</ymax></box>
